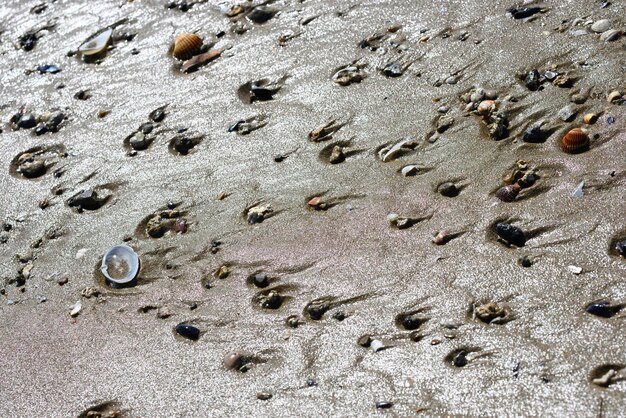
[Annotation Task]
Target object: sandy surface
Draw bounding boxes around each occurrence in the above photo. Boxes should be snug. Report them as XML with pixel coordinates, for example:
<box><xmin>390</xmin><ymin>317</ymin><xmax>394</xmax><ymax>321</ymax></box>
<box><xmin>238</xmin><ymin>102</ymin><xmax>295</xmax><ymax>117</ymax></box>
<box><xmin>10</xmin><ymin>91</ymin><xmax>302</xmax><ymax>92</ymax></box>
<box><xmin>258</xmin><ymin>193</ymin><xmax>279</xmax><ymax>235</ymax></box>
<box><xmin>1</xmin><ymin>0</ymin><xmax>625</xmax><ymax>416</ymax></box>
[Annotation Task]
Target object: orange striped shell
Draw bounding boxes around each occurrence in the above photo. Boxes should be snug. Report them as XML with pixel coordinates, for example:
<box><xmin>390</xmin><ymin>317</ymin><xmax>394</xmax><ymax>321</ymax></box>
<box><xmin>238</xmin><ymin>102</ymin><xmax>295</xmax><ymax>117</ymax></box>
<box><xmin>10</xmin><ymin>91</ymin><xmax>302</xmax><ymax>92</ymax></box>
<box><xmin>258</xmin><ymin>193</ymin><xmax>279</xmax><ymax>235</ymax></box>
<box><xmin>173</xmin><ymin>32</ymin><xmax>202</xmax><ymax>60</ymax></box>
<box><xmin>560</xmin><ymin>128</ymin><xmax>590</xmax><ymax>154</ymax></box>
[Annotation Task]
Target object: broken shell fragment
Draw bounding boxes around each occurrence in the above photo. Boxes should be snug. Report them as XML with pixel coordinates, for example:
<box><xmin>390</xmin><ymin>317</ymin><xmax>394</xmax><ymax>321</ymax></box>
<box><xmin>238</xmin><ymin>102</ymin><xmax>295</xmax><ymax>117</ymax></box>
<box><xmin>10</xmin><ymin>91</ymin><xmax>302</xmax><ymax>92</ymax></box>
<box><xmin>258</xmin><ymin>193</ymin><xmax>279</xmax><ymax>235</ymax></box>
<box><xmin>100</xmin><ymin>244</ymin><xmax>140</xmax><ymax>285</ymax></box>
<box><xmin>477</xmin><ymin>100</ymin><xmax>496</xmax><ymax>116</ymax></box>
<box><xmin>173</xmin><ymin>32</ymin><xmax>202</xmax><ymax>60</ymax></box>
<box><xmin>78</xmin><ymin>28</ymin><xmax>113</xmax><ymax>56</ymax></box>
<box><xmin>181</xmin><ymin>49</ymin><xmax>220</xmax><ymax>73</ymax></box>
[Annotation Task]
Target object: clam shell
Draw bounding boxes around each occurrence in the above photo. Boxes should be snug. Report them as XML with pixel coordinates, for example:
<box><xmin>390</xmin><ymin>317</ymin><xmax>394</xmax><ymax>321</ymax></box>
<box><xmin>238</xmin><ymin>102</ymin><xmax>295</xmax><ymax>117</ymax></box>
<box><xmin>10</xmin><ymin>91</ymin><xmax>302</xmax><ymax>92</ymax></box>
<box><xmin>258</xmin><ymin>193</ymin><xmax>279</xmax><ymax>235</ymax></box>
<box><xmin>100</xmin><ymin>244</ymin><xmax>140</xmax><ymax>284</ymax></box>
<box><xmin>173</xmin><ymin>32</ymin><xmax>202</xmax><ymax>60</ymax></box>
<box><xmin>583</xmin><ymin>113</ymin><xmax>598</xmax><ymax>125</ymax></box>
<box><xmin>78</xmin><ymin>28</ymin><xmax>113</xmax><ymax>56</ymax></box>
<box><xmin>560</xmin><ymin>128</ymin><xmax>590</xmax><ymax>154</ymax></box>
<box><xmin>495</xmin><ymin>183</ymin><xmax>521</xmax><ymax>202</ymax></box>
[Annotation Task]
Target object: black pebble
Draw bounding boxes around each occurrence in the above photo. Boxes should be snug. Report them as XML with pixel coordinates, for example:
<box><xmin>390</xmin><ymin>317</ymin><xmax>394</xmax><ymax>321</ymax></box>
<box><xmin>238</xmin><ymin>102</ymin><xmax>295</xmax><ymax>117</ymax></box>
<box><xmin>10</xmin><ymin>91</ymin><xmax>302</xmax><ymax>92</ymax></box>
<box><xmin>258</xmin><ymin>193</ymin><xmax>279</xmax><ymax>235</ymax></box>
<box><xmin>452</xmin><ymin>351</ymin><xmax>468</xmax><ymax>367</ymax></box>
<box><xmin>376</xmin><ymin>401</ymin><xmax>393</xmax><ymax>409</ymax></box>
<box><xmin>586</xmin><ymin>302</ymin><xmax>620</xmax><ymax>318</ymax></box>
<box><xmin>175</xmin><ymin>324</ymin><xmax>200</xmax><ymax>340</ymax></box>
<box><xmin>20</xmin><ymin>33</ymin><xmax>37</xmax><ymax>51</ymax></box>
<box><xmin>615</xmin><ymin>240</ymin><xmax>626</xmax><ymax>257</ymax></box>
<box><xmin>306</xmin><ymin>378</ymin><xmax>317</xmax><ymax>387</ymax></box>
<box><xmin>332</xmin><ymin>311</ymin><xmax>346</xmax><ymax>321</ymax></box>
<box><xmin>509</xmin><ymin>7</ymin><xmax>542</xmax><ymax>19</ymax></box>
<box><xmin>253</xmin><ymin>273</ymin><xmax>269</xmax><ymax>288</ymax></box>
<box><xmin>248</xmin><ymin>6</ymin><xmax>275</xmax><ymax>23</ymax></box>
<box><xmin>496</xmin><ymin>223</ymin><xmax>526</xmax><ymax>247</ymax></box>
<box><xmin>524</xmin><ymin>69</ymin><xmax>542</xmax><ymax>91</ymax></box>
<box><xmin>34</xmin><ymin>124</ymin><xmax>48</xmax><ymax>136</ymax></box>
<box><xmin>150</xmin><ymin>107</ymin><xmax>166</xmax><ymax>122</ymax></box>
<box><xmin>17</xmin><ymin>113</ymin><xmax>37</xmax><ymax>129</ymax></box>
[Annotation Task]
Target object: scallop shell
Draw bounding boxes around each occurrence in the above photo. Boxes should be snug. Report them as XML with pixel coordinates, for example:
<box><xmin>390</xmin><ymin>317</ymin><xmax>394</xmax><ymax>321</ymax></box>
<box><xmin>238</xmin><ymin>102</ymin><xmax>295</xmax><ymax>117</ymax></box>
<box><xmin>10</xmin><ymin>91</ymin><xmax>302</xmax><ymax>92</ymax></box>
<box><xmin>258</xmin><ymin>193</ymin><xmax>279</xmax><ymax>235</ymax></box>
<box><xmin>495</xmin><ymin>183</ymin><xmax>521</xmax><ymax>202</ymax></box>
<box><xmin>560</xmin><ymin>128</ymin><xmax>590</xmax><ymax>154</ymax></box>
<box><xmin>173</xmin><ymin>32</ymin><xmax>202</xmax><ymax>60</ymax></box>
<box><xmin>78</xmin><ymin>28</ymin><xmax>113</xmax><ymax>56</ymax></box>
<box><xmin>100</xmin><ymin>244</ymin><xmax>140</xmax><ymax>284</ymax></box>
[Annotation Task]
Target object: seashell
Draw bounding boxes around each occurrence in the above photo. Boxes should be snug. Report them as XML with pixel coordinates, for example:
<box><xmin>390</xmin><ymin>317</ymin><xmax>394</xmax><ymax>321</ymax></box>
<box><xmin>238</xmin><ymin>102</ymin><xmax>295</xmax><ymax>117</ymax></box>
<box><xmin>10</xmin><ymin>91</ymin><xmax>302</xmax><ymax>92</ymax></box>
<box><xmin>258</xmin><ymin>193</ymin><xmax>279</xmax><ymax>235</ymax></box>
<box><xmin>495</xmin><ymin>223</ymin><xmax>526</xmax><ymax>247</ymax></box>
<box><xmin>173</xmin><ymin>32</ymin><xmax>202</xmax><ymax>60</ymax></box>
<box><xmin>607</xmin><ymin>90</ymin><xmax>622</xmax><ymax>104</ymax></box>
<box><xmin>175</xmin><ymin>324</ymin><xmax>200</xmax><ymax>340</ymax></box>
<box><xmin>78</xmin><ymin>28</ymin><xmax>113</xmax><ymax>56</ymax></box>
<box><xmin>432</xmin><ymin>230</ymin><xmax>451</xmax><ymax>245</ymax></box>
<box><xmin>495</xmin><ymin>183</ymin><xmax>521</xmax><ymax>202</ymax></box>
<box><xmin>591</xmin><ymin>19</ymin><xmax>610</xmax><ymax>33</ymax></box>
<box><xmin>307</xmin><ymin>196</ymin><xmax>326</xmax><ymax>209</ymax></box>
<box><xmin>477</xmin><ymin>100</ymin><xmax>496</xmax><ymax>116</ymax></box>
<box><xmin>223</xmin><ymin>352</ymin><xmax>246</xmax><ymax>370</ymax></box>
<box><xmin>583</xmin><ymin>113</ymin><xmax>598</xmax><ymax>125</ymax></box>
<box><xmin>585</xmin><ymin>302</ymin><xmax>621</xmax><ymax>318</ymax></box>
<box><xmin>560</xmin><ymin>128</ymin><xmax>590</xmax><ymax>154</ymax></box>
<box><xmin>180</xmin><ymin>49</ymin><xmax>220</xmax><ymax>73</ymax></box>
<box><xmin>100</xmin><ymin>244</ymin><xmax>140</xmax><ymax>285</ymax></box>
<box><xmin>600</xmin><ymin>29</ymin><xmax>620</xmax><ymax>42</ymax></box>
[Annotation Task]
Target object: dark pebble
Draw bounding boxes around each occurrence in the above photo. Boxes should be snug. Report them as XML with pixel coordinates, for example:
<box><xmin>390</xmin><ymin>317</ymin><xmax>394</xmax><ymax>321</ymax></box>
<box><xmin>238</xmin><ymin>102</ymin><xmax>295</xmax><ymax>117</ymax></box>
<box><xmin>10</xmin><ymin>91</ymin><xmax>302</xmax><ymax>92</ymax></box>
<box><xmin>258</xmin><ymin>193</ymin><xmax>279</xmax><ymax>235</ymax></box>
<box><xmin>253</xmin><ymin>273</ymin><xmax>269</xmax><ymax>288</ymax></box>
<box><xmin>34</xmin><ymin>124</ymin><xmax>48</xmax><ymax>136</ymax></box>
<box><xmin>382</xmin><ymin>63</ymin><xmax>403</xmax><ymax>77</ymax></box>
<box><xmin>518</xmin><ymin>256</ymin><xmax>532</xmax><ymax>267</ymax></box>
<box><xmin>175</xmin><ymin>324</ymin><xmax>200</xmax><ymax>340</ymax></box>
<box><xmin>17</xmin><ymin>113</ymin><xmax>37</xmax><ymax>129</ymax></box>
<box><xmin>509</xmin><ymin>7</ymin><xmax>542</xmax><ymax>19</ymax></box>
<box><xmin>68</xmin><ymin>188</ymin><xmax>101</xmax><ymax>211</ymax></box>
<box><xmin>585</xmin><ymin>302</ymin><xmax>620</xmax><ymax>318</ymax></box>
<box><xmin>307</xmin><ymin>302</ymin><xmax>329</xmax><ymax>320</ymax></box>
<box><xmin>524</xmin><ymin>69</ymin><xmax>542</xmax><ymax>91</ymax></box>
<box><xmin>522</xmin><ymin>124</ymin><xmax>549</xmax><ymax>143</ymax></box>
<box><xmin>306</xmin><ymin>378</ymin><xmax>317</xmax><ymax>387</ymax></box>
<box><xmin>357</xmin><ymin>335</ymin><xmax>372</xmax><ymax>347</ymax></box>
<box><xmin>437</xmin><ymin>182</ymin><xmax>459</xmax><ymax>197</ymax></box>
<box><xmin>36</xmin><ymin>64</ymin><xmax>60</xmax><ymax>74</ymax></box>
<box><xmin>376</xmin><ymin>401</ymin><xmax>393</xmax><ymax>409</ymax></box>
<box><xmin>74</xmin><ymin>90</ymin><xmax>90</xmax><ymax>100</ymax></box>
<box><xmin>496</xmin><ymin>223</ymin><xmax>526</xmax><ymax>247</ymax></box>
<box><xmin>452</xmin><ymin>351</ymin><xmax>468</xmax><ymax>367</ymax></box>
<box><xmin>332</xmin><ymin>311</ymin><xmax>346</xmax><ymax>321</ymax></box>
<box><xmin>248</xmin><ymin>6</ymin><xmax>276</xmax><ymax>23</ymax></box>
<box><xmin>20</xmin><ymin>33</ymin><xmax>37</xmax><ymax>51</ymax></box>
<box><xmin>616</xmin><ymin>240</ymin><xmax>626</xmax><ymax>257</ymax></box>
<box><xmin>149</xmin><ymin>107</ymin><xmax>166</xmax><ymax>122</ymax></box>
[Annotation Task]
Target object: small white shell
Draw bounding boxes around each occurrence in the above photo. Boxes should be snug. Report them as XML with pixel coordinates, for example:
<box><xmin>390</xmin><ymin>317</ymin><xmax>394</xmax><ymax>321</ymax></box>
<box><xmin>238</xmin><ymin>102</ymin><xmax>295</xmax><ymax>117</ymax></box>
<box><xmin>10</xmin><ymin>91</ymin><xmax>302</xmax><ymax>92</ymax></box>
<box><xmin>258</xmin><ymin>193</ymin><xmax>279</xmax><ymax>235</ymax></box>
<box><xmin>572</xmin><ymin>181</ymin><xmax>585</xmax><ymax>198</ymax></box>
<box><xmin>79</xmin><ymin>28</ymin><xmax>113</xmax><ymax>56</ymax></box>
<box><xmin>100</xmin><ymin>244</ymin><xmax>140</xmax><ymax>284</ymax></box>
<box><xmin>370</xmin><ymin>339</ymin><xmax>385</xmax><ymax>352</ymax></box>
<box><xmin>70</xmin><ymin>301</ymin><xmax>82</xmax><ymax>317</ymax></box>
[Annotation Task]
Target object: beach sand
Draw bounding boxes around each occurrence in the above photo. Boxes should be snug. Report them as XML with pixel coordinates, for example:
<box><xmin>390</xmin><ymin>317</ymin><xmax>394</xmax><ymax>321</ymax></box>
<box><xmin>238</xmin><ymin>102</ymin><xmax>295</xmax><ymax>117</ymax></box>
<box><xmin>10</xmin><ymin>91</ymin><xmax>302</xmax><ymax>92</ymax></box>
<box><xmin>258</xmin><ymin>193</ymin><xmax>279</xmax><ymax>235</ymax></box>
<box><xmin>0</xmin><ymin>0</ymin><xmax>625</xmax><ymax>416</ymax></box>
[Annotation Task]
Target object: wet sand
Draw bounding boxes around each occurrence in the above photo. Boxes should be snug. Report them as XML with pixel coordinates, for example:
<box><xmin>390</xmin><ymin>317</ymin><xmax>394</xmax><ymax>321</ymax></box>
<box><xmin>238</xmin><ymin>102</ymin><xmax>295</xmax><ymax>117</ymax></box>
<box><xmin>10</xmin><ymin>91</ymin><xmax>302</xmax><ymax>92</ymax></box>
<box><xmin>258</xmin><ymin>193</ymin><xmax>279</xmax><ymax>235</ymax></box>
<box><xmin>0</xmin><ymin>0</ymin><xmax>625</xmax><ymax>416</ymax></box>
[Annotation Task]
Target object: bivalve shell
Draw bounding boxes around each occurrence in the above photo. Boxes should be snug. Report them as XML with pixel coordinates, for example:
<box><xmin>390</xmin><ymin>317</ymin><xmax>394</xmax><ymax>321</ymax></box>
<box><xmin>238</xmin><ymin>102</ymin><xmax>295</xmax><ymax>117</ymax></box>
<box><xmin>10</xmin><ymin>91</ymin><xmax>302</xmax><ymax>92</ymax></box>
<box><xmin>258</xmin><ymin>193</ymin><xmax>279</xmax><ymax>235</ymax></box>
<box><xmin>607</xmin><ymin>90</ymin><xmax>622</xmax><ymax>104</ymax></box>
<box><xmin>495</xmin><ymin>183</ymin><xmax>521</xmax><ymax>202</ymax></box>
<box><xmin>583</xmin><ymin>113</ymin><xmax>598</xmax><ymax>125</ymax></box>
<box><xmin>600</xmin><ymin>29</ymin><xmax>620</xmax><ymax>42</ymax></box>
<box><xmin>560</xmin><ymin>128</ymin><xmax>589</xmax><ymax>154</ymax></box>
<box><xmin>173</xmin><ymin>32</ymin><xmax>202</xmax><ymax>60</ymax></box>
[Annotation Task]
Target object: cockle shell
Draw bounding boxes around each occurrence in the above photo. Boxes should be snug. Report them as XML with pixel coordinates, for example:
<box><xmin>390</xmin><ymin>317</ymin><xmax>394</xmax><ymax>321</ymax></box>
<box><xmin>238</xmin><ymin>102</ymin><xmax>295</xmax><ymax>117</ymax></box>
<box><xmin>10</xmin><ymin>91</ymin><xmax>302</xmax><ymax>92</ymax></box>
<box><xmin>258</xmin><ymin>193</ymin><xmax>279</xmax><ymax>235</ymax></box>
<box><xmin>495</xmin><ymin>183</ymin><xmax>521</xmax><ymax>202</ymax></box>
<box><xmin>173</xmin><ymin>32</ymin><xmax>202</xmax><ymax>60</ymax></box>
<box><xmin>560</xmin><ymin>128</ymin><xmax>589</xmax><ymax>154</ymax></box>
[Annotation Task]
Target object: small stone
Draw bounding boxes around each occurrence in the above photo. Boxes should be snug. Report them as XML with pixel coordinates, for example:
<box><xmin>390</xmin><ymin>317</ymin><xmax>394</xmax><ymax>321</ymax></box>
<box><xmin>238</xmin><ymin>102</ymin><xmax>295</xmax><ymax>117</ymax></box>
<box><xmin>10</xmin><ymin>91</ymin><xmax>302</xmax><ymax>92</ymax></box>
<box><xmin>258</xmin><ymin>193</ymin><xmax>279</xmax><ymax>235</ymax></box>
<box><xmin>436</xmin><ymin>116</ymin><xmax>454</xmax><ymax>133</ymax></box>
<box><xmin>591</xmin><ymin>19</ymin><xmax>610</xmax><ymax>33</ymax></box>
<box><xmin>524</xmin><ymin>69</ymin><xmax>542</xmax><ymax>91</ymax></box>
<box><xmin>557</xmin><ymin>105</ymin><xmax>576</xmax><ymax>122</ymax></box>
<box><xmin>376</xmin><ymin>401</ymin><xmax>393</xmax><ymax>409</ymax></box>
<box><xmin>432</xmin><ymin>230</ymin><xmax>451</xmax><ymax>245</ymax></box>
<box><xmin>257</xmin><ymin>392</ymin><xmax>272</xmax><ymax>401</ymax></box>
<box><xmin>175</xmin><ymin>324</ymin><xmax>200</xmax><ymax>340</ymax></box>
<box><xmin>57</xmin><ymin>276</ymin><xmax>68</xmax><ymax>286</ymax></box>
<box><xmin>247</xmin><ymin>6</ymin><xmax>276</xmax><ymax>23</ymax></box>
<box><xmin>329</xmin><ymin>146</ymin><xmax>345</xmax><ymax>164</ymax></box>
<box><xmin>518</xmin><ymin>256</ymin><xmax>532</xmax><ymax>267</ymax></box>
<box><xmin>567</xmin><ymin>265</ymin><xmax>583</xmax><ymax>274</ymax></box>
<box><xmin>357</xmin><ymin>335</ymin><xmax>372</xmax><ymax>347</ymax></box>
<box><xmin>253</xmin><ymin>273</ymin><xmax>269</xmax><ymax>288</ymax></box>
<box><xmin>570</xmin><ymin>93</ymin><xmax>586</xmax><ymax>104</ymax></box>
<box><xmin>437</xmin><ymin>182</ymin><xmax>459</xmax><ymax>197</ymax></box>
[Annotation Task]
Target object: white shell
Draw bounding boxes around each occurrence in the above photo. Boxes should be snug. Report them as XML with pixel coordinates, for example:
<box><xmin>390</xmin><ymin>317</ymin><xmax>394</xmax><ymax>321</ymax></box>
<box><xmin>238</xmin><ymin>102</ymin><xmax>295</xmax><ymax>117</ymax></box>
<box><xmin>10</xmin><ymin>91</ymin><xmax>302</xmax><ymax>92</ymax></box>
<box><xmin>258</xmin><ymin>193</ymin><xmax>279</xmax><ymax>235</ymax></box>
<box><xmin>100</xmin><ymin>244</ymin><xmax>140</xmax><ymax>284</ymax></box>
<box><xmin>79</xmin><ymin>28</ymin><xmax>113</xmax><ymax>56</ymax></box>
<box><xmin>370</xmin><ymin>339</ymin><xmax>385</xmax><ymax>352</ymax></box>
